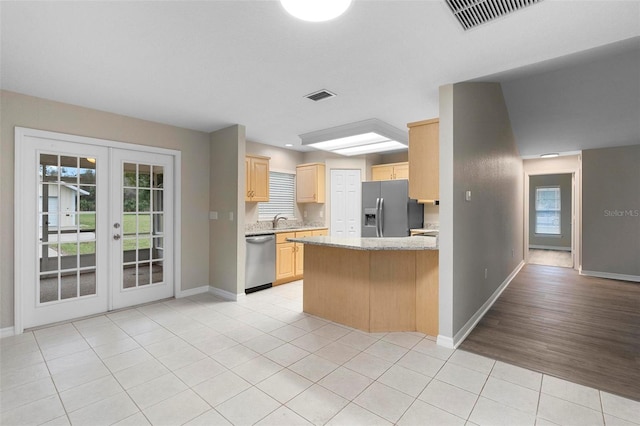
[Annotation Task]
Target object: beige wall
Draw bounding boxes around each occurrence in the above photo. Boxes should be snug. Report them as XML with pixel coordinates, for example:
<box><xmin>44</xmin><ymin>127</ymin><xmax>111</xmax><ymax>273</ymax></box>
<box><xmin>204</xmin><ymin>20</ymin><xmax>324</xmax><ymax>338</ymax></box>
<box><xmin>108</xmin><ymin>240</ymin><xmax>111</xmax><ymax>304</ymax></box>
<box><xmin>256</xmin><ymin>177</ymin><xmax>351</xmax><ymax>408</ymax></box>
<box><xmin>439</xmin><ymin>83</ymin><xmax>524</xmax><ymax>343</ymax></box>
<box><xmin>209</xmin><ymin>125</ymin><xmax>246</xmax><ymax>295</ymax></box>
<box><xmin>0</xmin><ymin>90</ymin><xmax>211</xmax><ymax>329</ymax></box>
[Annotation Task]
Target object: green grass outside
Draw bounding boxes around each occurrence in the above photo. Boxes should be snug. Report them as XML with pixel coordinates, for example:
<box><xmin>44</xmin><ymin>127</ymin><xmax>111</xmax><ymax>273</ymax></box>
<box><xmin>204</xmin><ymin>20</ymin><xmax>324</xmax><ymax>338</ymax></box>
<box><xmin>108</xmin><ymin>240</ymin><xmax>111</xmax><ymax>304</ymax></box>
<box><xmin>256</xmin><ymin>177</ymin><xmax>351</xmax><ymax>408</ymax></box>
<box><xmin>59</xmin><ymin>214</ymin><xmax>152</xmax><ymax>255</ymax></box>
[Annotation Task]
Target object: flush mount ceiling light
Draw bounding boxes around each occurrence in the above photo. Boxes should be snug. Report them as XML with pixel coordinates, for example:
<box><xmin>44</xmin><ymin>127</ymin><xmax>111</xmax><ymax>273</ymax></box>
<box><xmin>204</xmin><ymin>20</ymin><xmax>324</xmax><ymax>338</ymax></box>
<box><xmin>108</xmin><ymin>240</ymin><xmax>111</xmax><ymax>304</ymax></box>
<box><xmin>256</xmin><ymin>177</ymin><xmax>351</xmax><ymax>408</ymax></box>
<box><xmin>300</xmin><ymin>119</ymin><xmax>408</xmax><ymax>157</ymax></box>
<box><xmin>280</xmin><ymin>0</ymin><xmax>352</xmax><ymax>22</ymax></box>
<box><xmin>540</xmin><ymin>153</ymin><xmax>560</xmax><ymax>158</ymax></box>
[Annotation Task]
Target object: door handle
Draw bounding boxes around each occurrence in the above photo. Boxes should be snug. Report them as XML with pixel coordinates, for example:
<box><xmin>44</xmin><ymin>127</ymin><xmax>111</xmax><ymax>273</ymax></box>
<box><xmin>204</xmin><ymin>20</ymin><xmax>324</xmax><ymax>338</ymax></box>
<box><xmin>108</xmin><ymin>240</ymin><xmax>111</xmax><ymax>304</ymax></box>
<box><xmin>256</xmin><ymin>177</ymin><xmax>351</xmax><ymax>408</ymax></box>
<box><xmin>379</xmin><ymin>197</ymin><xmax>384</xmax><ymax>237</ymax></box>
<box><xmin>375</xmin><ymin>198</ymin><xmax>381</xmax><ymax>237</ymax></box>
<box><xmin>113</xmin><ymin>234</ymin><xmax>121</xmax><ymax>240</ymax></box>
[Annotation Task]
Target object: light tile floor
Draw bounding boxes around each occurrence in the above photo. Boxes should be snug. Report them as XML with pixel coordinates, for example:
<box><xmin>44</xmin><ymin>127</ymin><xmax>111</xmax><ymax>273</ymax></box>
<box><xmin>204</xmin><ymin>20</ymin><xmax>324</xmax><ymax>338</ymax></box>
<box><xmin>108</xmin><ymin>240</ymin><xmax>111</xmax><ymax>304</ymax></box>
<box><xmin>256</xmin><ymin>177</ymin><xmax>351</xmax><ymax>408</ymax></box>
<box><xmin>2</xmin><ymin>281</ymin><xmax>639</xmax><ymax>426</ymax></box>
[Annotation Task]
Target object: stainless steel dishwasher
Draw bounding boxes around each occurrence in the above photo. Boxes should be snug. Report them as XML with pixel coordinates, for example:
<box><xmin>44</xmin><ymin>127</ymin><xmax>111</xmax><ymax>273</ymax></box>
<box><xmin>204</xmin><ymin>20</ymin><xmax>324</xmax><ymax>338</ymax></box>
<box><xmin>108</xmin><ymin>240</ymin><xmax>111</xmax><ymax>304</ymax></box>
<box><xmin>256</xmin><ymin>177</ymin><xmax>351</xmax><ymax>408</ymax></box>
<box><xmin>245</xmin><ymin>234</ymin><xmax>276</xmax><ymax>293</ymax></box>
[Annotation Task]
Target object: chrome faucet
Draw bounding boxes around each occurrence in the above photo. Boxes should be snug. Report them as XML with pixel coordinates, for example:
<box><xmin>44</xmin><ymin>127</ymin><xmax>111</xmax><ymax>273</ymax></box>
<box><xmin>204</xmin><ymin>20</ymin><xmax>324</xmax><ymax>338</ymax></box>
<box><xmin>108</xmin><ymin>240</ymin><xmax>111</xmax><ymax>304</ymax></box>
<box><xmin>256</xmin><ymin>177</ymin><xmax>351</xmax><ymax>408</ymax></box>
<box><xmin>272</xmin><ymin>213</ymin><xmax>288</xmax><ymax>229</ymax></box>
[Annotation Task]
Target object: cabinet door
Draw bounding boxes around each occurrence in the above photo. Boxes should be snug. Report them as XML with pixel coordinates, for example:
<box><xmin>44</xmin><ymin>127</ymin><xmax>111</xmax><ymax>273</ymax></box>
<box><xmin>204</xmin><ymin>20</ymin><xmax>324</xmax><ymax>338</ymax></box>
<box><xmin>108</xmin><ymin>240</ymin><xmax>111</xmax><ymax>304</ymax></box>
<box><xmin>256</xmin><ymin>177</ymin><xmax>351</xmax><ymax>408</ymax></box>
<box><xmin>294</xmin><ymin>243</ymin><xmax>304</xmax><ymax>277</ymax></box>
<box><xmin>251</xmin><ymin>157</ymin><xmax>270</xmax><ymax>202</ymax></box>
<box><xmin>297</xmin><ymin>164</ymin><xmax>325</xmax><ymax>203</ymax></box>
<box><xmin>245</xmin><ymin>156</ymin><xmax>252</xmax><ymax>201</ymax></box>
<box><xmin>408</xmin><ymin>120</ymin><xmax>439</xmax><ymax>200</ymax></box>
<box><xmin>275</xmin><ymin>242</ymin><xmax>295</xmax><ymax>284</ymax></box>
<box><xmin>294</xmin><ymin>231</ymin><xmax>313</xmax><ymax>278</ymax></box>
<box><xmin>371</xmin><ymin>165</ymin><xmax>393</xmax><ymax>181</ymax></box>
<box><xmin>393</xmin><ymin>163</ymin><xmax>409</xmax><ymax>180</ymax></box>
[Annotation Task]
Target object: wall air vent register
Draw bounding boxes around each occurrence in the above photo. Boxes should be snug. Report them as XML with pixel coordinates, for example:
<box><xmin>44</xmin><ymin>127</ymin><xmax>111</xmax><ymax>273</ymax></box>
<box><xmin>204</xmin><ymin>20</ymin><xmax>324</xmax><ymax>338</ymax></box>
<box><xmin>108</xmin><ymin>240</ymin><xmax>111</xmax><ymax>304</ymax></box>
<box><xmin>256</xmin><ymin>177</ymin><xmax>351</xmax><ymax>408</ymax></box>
<box><xmin>445</xmin><ymin>0</ymin><xmax>544</xmax><ymax>31</ymax></box>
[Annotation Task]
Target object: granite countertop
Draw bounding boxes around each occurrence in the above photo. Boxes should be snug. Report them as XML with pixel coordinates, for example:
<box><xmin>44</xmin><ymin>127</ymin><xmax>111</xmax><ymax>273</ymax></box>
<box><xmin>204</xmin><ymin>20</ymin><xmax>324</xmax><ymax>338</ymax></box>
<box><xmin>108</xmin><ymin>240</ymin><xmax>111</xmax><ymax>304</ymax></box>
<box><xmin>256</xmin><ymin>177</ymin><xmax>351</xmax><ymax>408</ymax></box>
<box><xmin>245</xmin><ymin>226</ymin><xmax>328</xmax><ymax>236</ymax></box>
<box><xmin>287</xmin><ymin>235</ymin><xmax>439</xmax><ymax>251</ymax></box>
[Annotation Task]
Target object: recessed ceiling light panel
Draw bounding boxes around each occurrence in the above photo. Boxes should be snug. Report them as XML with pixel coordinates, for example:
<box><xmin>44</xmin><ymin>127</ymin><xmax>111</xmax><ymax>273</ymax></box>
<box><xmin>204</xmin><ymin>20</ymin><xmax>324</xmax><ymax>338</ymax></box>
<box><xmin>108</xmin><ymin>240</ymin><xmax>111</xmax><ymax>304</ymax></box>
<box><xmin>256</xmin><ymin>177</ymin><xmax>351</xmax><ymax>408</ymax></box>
<box><xmin>299</xmin><ymin>119</ymin><xmax>408</xmax><ymax>157</ymax></box>
<box><xmin>281</xmin><ymin>0</ymin><xmax>352</xmax><ymax>22</ymax></box>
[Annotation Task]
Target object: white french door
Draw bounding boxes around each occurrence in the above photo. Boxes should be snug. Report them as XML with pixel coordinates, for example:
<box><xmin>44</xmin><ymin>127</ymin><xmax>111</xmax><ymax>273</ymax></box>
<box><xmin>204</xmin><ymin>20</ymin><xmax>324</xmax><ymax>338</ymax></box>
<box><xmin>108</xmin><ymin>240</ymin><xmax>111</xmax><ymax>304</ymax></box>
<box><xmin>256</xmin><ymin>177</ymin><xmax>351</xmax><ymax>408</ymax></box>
<box><xmin>16</xmin><ymin>128</ymin><xmax>177</xmax><ymax>330</ymax></box>
<box><xmin>110</xmin><ymin>149</ymin><xmax>174</xmax><ymax>309</ymax></box>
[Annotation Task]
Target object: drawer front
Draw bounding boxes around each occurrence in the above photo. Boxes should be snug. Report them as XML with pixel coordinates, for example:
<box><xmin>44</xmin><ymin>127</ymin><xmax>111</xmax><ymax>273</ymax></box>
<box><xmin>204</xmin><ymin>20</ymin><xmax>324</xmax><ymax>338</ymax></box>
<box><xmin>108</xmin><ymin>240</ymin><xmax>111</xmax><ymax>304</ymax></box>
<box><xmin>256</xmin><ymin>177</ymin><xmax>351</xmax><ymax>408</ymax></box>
<box><xmin>295</xmin><ymin>231</ymin><xmax>313</xmax><ymax>238</ymax></box>
<box><xmin>312</xmin><ymin>229</ymin><xmax>328</xmax><ymax>236</ymax></box>
<box><xmin>276</xmin><ymin>232</ymin><xmax>295</xmax><ymax>244</ymax></box>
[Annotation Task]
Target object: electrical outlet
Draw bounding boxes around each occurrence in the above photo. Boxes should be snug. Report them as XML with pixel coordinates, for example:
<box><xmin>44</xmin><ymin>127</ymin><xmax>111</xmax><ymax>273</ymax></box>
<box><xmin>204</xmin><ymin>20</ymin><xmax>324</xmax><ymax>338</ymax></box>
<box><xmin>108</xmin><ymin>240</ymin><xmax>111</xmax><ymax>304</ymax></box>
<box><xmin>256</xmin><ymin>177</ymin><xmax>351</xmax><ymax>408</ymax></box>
<box><xmin>319</xmin><ymin>210</ymin><xmax>324</xmax><ymax>218</ymax></box>
<box><xmin>229</xmin><ymin>212</ymin><xmax>234</xmax><ymax>221</ymax></box>
<box><xmin>484</xmin><ymin>268</ymin><xmax>488</xmax><ymax>279</ymax></box>
<box><xmin>304</xmin><ymin>210</ymin><xmax>308</xmax><ymax>218</ymax></box>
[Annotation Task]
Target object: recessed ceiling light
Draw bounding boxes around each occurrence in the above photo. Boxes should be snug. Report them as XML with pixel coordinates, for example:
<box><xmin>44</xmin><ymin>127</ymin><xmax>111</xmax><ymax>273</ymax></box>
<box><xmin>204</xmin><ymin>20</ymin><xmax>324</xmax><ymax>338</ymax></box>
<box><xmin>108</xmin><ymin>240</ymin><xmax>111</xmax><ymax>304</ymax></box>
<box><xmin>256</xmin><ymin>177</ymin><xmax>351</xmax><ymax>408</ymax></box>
<box><xmin>299</xmin><ymin>119</ymin><xmax>408</xmax><ymax>157</ymax></box>
<box><xmin>285</xmin><ymin>143</ymin><xmax>293</xmax><ymax>147</ymax></box>
<box><xmin>540</xmin><ymin>153</ymin><xmax>560</xmax><ymax>158</ymax></box>
<box><xmin>333</xmin><ymin>141</ymin><xmax>407</xmax><ymax>156</ymax></box>
<box><xmin>280</xmin><ymin>0</ymin><xmax>352</xmax><ymax>22</ymax></box>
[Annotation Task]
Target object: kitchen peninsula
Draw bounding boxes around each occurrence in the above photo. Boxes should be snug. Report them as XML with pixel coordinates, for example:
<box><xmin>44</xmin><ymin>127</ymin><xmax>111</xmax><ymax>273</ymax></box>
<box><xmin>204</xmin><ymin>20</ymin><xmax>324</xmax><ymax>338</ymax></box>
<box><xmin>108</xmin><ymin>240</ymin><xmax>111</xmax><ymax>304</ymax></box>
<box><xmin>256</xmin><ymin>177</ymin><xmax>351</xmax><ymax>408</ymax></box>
<box><xmin>287</xmin><ymin>236</ymin><xmax>439</xmax><ymax>336</ymax></box>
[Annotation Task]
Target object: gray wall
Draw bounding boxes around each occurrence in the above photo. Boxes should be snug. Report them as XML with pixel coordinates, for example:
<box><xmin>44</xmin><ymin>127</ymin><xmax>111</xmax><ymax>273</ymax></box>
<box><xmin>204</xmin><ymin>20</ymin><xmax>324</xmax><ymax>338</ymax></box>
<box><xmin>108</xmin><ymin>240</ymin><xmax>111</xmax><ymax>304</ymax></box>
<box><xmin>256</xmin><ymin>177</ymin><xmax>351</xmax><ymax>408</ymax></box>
<box><xmin>582</xmin><ymin>145</ymin><xmax>640</xmax><ymax>277</ymax></box>
<box><xmin>0</xmin><ymin>90</ymin><xmax>211</xmax><ymax>329</ymax></box>
<box><xmin>529</xmin><ymin>174</ymin><xmax>572</xmax><ymax>250</ymax></box>
<box><xmin>209</xmin><ymin>125</ymin><xmax>246</xmax><ymax>295</ymax></box>
<box><xmin>440</xmin><ymin>82</ymin><xmax>524</xmax><ymax>341</ymax></box>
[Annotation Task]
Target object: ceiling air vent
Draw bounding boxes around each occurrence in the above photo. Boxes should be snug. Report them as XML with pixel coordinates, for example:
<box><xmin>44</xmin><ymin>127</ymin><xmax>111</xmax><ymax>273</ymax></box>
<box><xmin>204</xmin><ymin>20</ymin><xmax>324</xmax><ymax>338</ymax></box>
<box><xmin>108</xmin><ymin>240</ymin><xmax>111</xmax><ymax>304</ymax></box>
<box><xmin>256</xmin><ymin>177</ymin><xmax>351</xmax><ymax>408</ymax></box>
<box><xmin>305</xmin><ymin>89</ymin><xmax>336</xmax><ymax>102</ymax></box>
<box><xmin>445</xmin><ymin>0</ymin><xmax>544</xmax><ymax>31</ymax></box>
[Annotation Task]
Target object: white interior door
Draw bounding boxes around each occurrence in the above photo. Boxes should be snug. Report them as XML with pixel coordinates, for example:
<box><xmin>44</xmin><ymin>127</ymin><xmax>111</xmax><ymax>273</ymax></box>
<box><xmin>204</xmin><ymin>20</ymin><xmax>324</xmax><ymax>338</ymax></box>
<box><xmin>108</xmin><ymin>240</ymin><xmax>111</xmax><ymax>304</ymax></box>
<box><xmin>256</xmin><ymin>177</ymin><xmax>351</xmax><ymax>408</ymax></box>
<box><xmin>17</xmin><ymin>128</ymin><xmax>177</xmax><ymax>330</ymax></box>
<box><xmin>110</xmin><ymin>149</ymin><xmax>174</xmax><ymax>309</ymax></box>
<box><xmin>330</xmin><ymin>169</ymin><xmax>361</xmax><ymax>237</ymax></box>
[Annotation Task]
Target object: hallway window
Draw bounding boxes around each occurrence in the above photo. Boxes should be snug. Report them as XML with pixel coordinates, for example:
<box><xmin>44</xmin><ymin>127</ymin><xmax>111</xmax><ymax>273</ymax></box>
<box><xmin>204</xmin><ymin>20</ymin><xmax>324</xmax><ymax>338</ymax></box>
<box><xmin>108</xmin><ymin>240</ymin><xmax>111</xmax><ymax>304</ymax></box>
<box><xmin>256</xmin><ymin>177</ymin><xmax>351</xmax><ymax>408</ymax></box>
<box><xmin>535</xmin><ymin>186</ymin><xmax>561</xmax><ymax>235</ymax></box>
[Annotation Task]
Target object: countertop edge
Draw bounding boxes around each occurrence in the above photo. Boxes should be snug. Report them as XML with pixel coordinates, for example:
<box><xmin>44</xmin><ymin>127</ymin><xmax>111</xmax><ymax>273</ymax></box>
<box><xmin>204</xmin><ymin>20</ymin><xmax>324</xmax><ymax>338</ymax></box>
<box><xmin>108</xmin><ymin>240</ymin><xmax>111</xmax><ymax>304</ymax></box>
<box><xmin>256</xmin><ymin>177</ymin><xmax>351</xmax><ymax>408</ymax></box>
<box><xmin>288</xmin><ymin>236</ymin><xmax>439</xmax><ymax>251</ymax></box>
<box><xmin>245</xmin><ymin>227</ymin><xmax>328</xmax><ymax>237</ymax></box>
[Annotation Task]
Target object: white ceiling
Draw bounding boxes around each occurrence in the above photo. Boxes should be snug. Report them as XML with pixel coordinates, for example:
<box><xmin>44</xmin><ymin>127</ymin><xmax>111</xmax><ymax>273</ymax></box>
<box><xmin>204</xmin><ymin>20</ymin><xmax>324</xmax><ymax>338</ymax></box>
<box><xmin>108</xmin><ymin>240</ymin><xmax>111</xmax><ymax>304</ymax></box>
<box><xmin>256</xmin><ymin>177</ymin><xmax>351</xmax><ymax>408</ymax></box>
<box><xmin>1</xmin><ymin>1</ymin><xmax>639</xmax><ymax>156</ymax></box>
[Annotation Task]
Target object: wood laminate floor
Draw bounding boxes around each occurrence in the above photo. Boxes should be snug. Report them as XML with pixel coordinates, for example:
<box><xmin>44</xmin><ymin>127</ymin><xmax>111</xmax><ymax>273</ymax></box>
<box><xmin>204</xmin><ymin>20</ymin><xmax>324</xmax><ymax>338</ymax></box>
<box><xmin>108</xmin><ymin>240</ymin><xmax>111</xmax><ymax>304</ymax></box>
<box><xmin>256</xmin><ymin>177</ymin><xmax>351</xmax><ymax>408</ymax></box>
<box><xmin>461</xmin><ymin>264</ymin><xmax>640</xmax><ymax>402</ymax></box>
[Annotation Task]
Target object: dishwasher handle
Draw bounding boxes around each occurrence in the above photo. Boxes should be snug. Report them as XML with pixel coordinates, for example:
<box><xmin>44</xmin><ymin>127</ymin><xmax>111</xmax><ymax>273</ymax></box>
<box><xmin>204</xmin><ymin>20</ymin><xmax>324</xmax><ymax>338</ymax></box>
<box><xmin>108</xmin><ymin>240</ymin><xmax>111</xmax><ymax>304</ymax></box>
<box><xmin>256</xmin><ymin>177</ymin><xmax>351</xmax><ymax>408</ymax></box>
<box><xmin>246</xmin><ymin>235</ymin><xmax>275</xmax><ymax>244</ymax></box>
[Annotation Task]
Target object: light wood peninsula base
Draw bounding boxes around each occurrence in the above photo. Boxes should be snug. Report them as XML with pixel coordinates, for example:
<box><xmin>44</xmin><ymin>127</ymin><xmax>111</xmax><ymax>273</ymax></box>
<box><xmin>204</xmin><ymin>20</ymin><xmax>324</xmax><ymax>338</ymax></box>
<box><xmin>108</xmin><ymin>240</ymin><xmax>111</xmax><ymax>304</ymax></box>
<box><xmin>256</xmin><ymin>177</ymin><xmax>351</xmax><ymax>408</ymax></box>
<box><xmin>302</xmin><ymin>244</ymin><xmax>439</xmax><ymax>335</ymax></box>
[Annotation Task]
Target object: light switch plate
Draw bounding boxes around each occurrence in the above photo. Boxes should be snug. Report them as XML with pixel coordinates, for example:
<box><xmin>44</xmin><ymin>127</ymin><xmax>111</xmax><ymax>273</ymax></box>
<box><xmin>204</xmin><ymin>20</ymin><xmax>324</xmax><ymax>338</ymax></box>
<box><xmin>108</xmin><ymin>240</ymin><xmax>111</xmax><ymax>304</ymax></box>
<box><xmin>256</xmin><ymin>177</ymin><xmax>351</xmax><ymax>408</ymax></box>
<box><xmin>465</xmin><ymin>190</ymin><xmax>472</xmax><ymax>201</ymax></box>
<box><xmin>209</xmin><ymin>211</ymin><xmax>218</xmax><ymax>220</ymax></box>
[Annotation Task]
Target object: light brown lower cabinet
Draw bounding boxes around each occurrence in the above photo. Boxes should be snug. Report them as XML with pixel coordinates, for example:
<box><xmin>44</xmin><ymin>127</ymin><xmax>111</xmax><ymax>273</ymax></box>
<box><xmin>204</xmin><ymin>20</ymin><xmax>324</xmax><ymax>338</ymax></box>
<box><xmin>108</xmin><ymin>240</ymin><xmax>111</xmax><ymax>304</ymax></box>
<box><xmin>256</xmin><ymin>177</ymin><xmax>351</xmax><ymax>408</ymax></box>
<box><xmin>274</xmin><ymin>229</ymin><xmax>327</xmax><ymax>286</ymax></box>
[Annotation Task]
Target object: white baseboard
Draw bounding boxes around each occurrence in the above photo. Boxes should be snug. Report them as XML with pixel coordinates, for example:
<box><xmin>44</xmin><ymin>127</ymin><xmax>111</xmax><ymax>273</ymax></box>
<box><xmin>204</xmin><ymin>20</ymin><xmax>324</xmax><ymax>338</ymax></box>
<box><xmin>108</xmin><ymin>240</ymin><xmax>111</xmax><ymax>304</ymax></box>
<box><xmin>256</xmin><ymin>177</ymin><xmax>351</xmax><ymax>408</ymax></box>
<box><xmin>529</xmin><ymin>245</ymin><xmax>571</xmax><ymax>251</ymax></box>
<box><xmin>580</xmin><ymin>270</ymin><xmax>640</xmax><ymax>283</ymax></box>
<box><xmin>209</xmin><ymin>286</ymin><xmax>240</xmax><ymax>301</ymax></box>
<box><xmin>1</xmin><ymin>326</ymin><xmax>16</xmax><ymax>338</ymax></box>
<box><xmin>451</xmin><ymin>260</ymin><xmax>525</xmax><ymax>348</ymax></box>
<box><xmin>176</xmin><ymin>285</ymin><xmax>210</xmax><ymax>298</ymax></box>
<box><xmin>436</xmin><ymin>335</ymin><xmax>455</xmax><ymax>349</ymax></box>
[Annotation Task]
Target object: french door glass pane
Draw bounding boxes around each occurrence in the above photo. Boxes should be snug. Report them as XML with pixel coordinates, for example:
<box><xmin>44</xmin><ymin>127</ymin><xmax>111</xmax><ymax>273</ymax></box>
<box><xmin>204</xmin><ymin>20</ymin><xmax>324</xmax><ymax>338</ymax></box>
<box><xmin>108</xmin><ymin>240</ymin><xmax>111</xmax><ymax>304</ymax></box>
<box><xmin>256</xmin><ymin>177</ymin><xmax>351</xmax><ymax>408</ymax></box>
<box><xmin>39</xmin><ymin>153</ymin><xmax>97</xmax><ymax>304</ymax></box>
<box><xmin>120</xmin><ymin>161</ymin><xmax>165</xmax><ymax>290</ymax></box>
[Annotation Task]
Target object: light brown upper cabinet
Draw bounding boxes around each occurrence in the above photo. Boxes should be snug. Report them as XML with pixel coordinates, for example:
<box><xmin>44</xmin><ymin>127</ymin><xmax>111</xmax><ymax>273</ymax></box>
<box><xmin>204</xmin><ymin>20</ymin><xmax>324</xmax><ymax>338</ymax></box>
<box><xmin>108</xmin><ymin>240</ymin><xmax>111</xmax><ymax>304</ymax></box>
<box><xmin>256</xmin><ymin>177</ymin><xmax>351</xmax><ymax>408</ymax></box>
<box><xmin>296</xmin><ymin>163</ymin><xmax>325</xmax><ymax>203</ymax></box>
<box><xmin>245</xmin><ymin>154</ymin><xmax>270</xmax><ymax>202</ymax></box>
<box><xmin>371</xmin><ymin>162</ymin><xmax>409</xmax><ymax>181</ymax></box>
<box><xmin>408</xmin><ymin>118</ymin><xmax>439</xmax><ymax>202</ymax></box>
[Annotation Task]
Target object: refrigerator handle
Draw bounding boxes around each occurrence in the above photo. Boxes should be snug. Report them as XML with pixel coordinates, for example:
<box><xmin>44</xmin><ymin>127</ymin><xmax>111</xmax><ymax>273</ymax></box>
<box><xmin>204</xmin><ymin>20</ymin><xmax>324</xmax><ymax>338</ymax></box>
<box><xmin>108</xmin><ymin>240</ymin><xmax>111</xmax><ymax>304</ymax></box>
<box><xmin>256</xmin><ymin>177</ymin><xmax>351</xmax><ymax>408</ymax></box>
<box><xmin>379</xmin><ymin>197</ymin><xmax>384</xmax><ymax>237</ymax></box>
<box><xmin>375</xmin><ymin>198</ymin><xmax>381</xmax><ymax>237</ymax></box>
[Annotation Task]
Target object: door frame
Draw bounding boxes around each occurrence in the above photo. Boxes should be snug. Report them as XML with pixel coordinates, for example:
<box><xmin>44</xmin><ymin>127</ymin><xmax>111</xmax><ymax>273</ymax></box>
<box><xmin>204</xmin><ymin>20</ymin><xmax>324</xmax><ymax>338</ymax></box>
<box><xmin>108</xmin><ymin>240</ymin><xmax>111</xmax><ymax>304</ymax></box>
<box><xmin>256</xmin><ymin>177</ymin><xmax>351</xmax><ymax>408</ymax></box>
<box><xmin>523</xmin><ymin>162</ymin><xmax>581</xmax><ymax>270</ymax></box>
<box><xmin>14</xmin><ymin>127</ymin><xmax>181</xmax><ymax>334</ymax></box>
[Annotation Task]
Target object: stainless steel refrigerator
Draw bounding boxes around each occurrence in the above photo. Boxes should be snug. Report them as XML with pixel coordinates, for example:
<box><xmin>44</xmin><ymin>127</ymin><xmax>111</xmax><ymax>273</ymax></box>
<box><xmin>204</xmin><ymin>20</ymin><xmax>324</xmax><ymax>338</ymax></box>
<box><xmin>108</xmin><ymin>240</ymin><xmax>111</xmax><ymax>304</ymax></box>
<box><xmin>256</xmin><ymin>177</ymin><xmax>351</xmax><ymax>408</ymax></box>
<box><xmin>361</xmin><ymin>180</ymin><xmax>423</xmax><ymax>237</ymax></box>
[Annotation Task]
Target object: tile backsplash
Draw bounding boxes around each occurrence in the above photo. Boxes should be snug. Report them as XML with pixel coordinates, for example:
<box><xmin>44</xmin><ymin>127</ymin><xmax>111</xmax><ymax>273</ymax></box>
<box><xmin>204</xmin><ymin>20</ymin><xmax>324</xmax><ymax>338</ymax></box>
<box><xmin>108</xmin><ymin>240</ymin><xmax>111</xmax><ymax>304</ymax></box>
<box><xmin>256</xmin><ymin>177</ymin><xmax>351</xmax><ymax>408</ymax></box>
<box><xmin>245</xmin><ymin>220</ymin><xmax>326</xmax><ymax>233</ymax></box>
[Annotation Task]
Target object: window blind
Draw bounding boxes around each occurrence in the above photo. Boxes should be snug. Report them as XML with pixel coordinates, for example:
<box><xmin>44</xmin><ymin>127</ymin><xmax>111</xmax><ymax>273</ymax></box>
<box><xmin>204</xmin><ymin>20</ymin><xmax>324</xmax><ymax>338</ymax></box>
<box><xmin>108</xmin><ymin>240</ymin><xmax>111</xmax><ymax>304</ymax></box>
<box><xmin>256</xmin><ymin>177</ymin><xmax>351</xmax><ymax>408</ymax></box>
<box><xmin>535</xmin><ymin>186</ymin><xmax>561</xmax><ymax>235</ymax></box>
<box><xmin>258</xmin><ymin>171</ymin><xmax>295</xmax><ymax>220</ymax></box>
